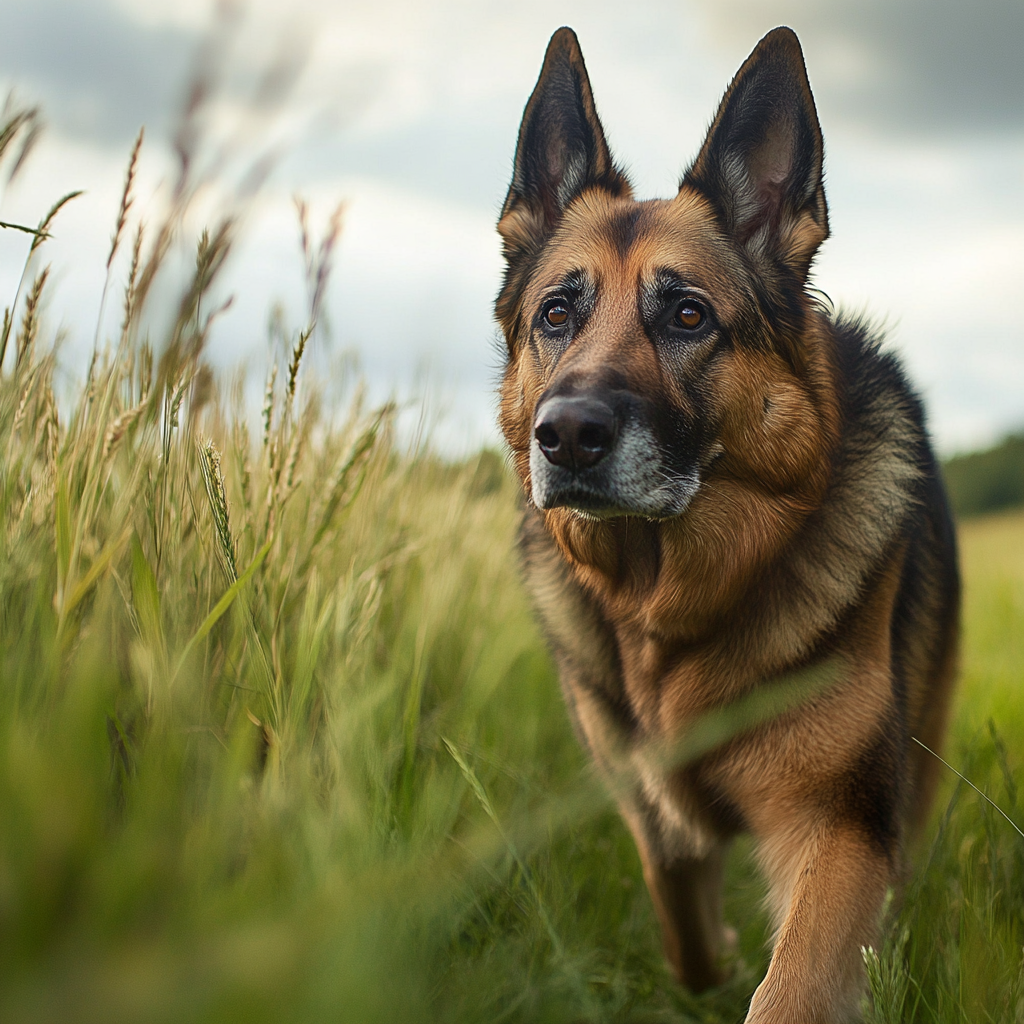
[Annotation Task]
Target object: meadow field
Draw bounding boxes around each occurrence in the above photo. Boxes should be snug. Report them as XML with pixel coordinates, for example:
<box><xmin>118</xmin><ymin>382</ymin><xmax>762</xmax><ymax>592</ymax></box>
<box><xmin>0</xmin><ymin>111</ymin><xmax>1021</xmax><ymax>1024</ymax></box>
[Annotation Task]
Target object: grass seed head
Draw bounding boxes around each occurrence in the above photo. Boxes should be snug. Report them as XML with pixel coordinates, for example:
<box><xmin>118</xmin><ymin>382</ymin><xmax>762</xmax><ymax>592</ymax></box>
<box><xmin>286</xmin><ymin>327</ymin><xmax>310</xmax><ymax>408</ymax></box>
<box><xmin>30</xmin><ymin>191</ymin><xmax>82</xmax><ymax>254</ymax></box>
<box><xmin>108</xmin><ymin>127</ymin><xmax>144</xmax><ymax>272</ymax></box>
<box><xmin>262</xmin><ymin>362</ymin><xmax>277</xmax><ymax>448</ymax></box>
<box><xmin>198</xmin><ymin>436</ymin><xmax>237</xmax><ymax>580</ymax></box>
<box><xmin>102</xmin><ymin>401</ymin><xmax>145</xmax><ymax>460</ymax></box>
<box><xmin>0</xmin><ymin>94</ymin><xmax>42</xmax><ymax>184</ymax></box>
<box><xmin>16</xmin><ymin>266</ymin><xmax>50</xmax><ymax>369</ymax></box>
<box><xmin>120</xmin><ymin>222</ymin><xmax>145</xmax><ymax>346</ymax></box>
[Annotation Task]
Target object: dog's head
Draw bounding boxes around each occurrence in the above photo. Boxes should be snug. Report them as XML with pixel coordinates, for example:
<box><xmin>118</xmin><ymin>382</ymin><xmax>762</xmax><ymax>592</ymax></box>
<box><xmin>497</xmin><ymin>27</ymin><xmax>837</xmax><ymax>529</ymax></box>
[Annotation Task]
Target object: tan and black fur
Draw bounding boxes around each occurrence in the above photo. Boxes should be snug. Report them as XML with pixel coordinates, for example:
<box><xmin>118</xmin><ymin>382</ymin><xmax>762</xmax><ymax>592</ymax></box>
<box><xmin>495</xmin><ymin>26</ymin><xmax>959</xmax><ymax>1023</ymax></box>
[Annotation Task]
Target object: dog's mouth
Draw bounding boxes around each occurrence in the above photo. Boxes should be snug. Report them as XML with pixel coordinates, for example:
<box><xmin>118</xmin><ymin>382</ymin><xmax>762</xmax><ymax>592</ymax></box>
<box><xmin>529</xmin><ymin>442</ymin><xmax>700</xmax><ymax>521</ymax></box>
<box><xmin>533</xmin><ymin>481</ymin><xmax>636</xmax><ymax>519</ymax></box>
<box><xmin>532</xmin><ymin>480</ymin><xmax>699</xmax><ymax>521</ymax></box>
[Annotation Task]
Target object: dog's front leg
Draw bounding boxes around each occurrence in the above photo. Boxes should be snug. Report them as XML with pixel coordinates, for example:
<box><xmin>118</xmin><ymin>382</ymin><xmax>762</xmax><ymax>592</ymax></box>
<box><xmin>610</xmin><ymin>801</ymin><xmax>732</xmax><ymax>994</ymax></box>
<box><xmin>637</xmin><ymin>838</ymin><xmax>730</xmax><ymax>992</ymax></box>
<box><xmin>746</xmin><ymin>818</ymin><xmax>890</xmax><ymax>1024</ymax></box>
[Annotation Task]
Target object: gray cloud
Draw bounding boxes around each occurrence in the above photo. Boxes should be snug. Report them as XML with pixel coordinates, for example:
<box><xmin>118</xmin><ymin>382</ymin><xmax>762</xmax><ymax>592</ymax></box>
<box><xmin>0</xmin><ymin>0</ymin><xmax>195</xmax><ymax>143</ymax></box>
<box><xmin>6</xmin><ymin>0</ymin><xmax>1020</xmax><ymax>208</ymax></box>
<box><xmin>283</xmin><ymin>109</ymin><xmax>520</xmax><ymax>213</ymax></box>
<box><xmin>701</xmin><ymin>0</ymin><xmax>1024</xmax><ymax>136</ymax></box>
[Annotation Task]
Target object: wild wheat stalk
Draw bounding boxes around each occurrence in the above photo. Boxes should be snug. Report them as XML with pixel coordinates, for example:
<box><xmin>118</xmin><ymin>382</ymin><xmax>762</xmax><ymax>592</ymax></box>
<box><xmin>120</xmin><ymin>223</ymin><xmax>144</xmax><ymax>347</ymax></box>
<box><xmin>42</xmin><ymin>383</ymin><xmax>59</xmax><ymax>465</ymax></box>
<box><xmin>285</xmin><ymin>327</ymin><xmax>310</xmax><ymax>410</ymax></box>
<box><xmin>293</xmin><ymin>195</ymin><xmax>346</xmax><ymax>327</ymax></box>
<box><xmin>102</xmin><ymin>401</ymin><xmax>145</xmax><ymax>460</ymax></box>
<box><xmin>282</xmin><ymin>413</ymin><xmax>309</xmax><ymax>495</ymax></box>
<box><xmin>0</xmin><ymin>190</ymin><xmax>81</xmax><ymax>372</ymax></box>
<box><xmin>295</xmin><ymin>195</ymin><xmax>311</xmax><ymax>283</ymax></box>
<box><xmin>16</xmin><ymin>266</ymin><xmax>50</xmax><ymax>370</ymax></box>
<box><xmin>168</xmin><ymin>372</ymin><xmax>192</xmax><ymax>435</ymax></box>
<box><xmin>311</xmin><ymin>201</ymin><xmax>345</xmax><ymax>325</ymax></box>
<box><xmin>307</xmin><ymin>404</ymin><xmax>392</xmax><ymax>554</ymax></box>
<box><xmin>137</xmin><ymin>342</ymin><xmax>152</xmax><ymax>404</ymax></box>
<box><xmin>107</xmin><ymin>128</ymin><xmax>144</xmax><ymax>273</ymax></box>
<box><xmin>157</xmin><ymin>221</ymin><xmax>234</xmax><ymax>396</ymax></box>
<box><xmin>11</xmin><ymin>375</ymin><xmax>34</xmax><ymax>435</ymax></box>
<box><xmin>197</xmin><ymin>437</ymin><xmax>237</xmax><ymax>581</ymax></box>
<box><xmin>0</xmin><ymin>94</ymin><xmax>42</xmax><ymax>185</ymax></box>
<box><xmin>94</xmin><ymin>129</ymin><xmax>144</xmax><ymax>354</ymax></box>
<box><xmin>262</xmin><ymin>363</ymin><xmax>277</xmax><ymax>448</ymax></box>
<box><xmin>30</xmin><ymin>191</ymin><xmax>83</xmax><ymax>256</ymax></box>
<box><xmin>0</xmin><ymin>308</ymin><xmax>10</xmax><ymax>369</ymax></box>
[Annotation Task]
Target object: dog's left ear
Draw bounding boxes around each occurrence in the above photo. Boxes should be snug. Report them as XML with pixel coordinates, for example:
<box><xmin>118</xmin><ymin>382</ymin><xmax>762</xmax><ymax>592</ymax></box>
<box><xmin>682</xmin><ymin>27</ymin><xmax>828</xmax><ymax>279</ymax></box>
<box><xmin>499</xmin><ymin>27</ymin><xmax>631</xmax><ymax>264</ymax></box>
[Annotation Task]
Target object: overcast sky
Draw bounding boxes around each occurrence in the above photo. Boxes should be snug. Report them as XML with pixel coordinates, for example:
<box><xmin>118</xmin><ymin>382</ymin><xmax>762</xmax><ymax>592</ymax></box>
<box><xmin>1</xmin><ymin>0</ymin><xmax>1022</xmax><ymax>454</ymax></box>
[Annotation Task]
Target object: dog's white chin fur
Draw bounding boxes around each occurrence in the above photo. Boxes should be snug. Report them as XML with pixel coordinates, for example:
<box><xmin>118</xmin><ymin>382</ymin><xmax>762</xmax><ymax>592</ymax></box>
<box><xmin>529</xmin><ymin>426</ymin><xmax>700</xmax><ymax>521</ymax></box>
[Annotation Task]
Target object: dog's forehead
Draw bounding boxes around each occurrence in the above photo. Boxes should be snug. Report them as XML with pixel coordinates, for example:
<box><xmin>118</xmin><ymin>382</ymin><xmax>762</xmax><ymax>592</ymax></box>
<box><xmin>529</xmin><ymin>189</ymin><xmax>746</xmax><ymax>314</ymax></box>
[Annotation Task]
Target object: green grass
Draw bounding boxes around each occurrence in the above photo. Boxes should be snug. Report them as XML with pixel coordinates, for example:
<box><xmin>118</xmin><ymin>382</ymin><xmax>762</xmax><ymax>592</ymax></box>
<box><xmin>861</xmin><ymin>509</ymin><xmax>1024</xmax><ymax>1023</ymax></box>
<box><xmin>0</xmin><ymin>104</ymin><xmax>1021</xmax><ymax>1024</ymax></box>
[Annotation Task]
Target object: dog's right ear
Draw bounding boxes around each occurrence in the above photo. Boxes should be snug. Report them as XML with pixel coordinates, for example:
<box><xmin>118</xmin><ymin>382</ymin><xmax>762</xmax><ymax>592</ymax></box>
<box><xmin>499</xmin><ymin>28</ymin><xmax>630</xmax><ymax>264</ymax></box>
<box><xmin>681</xmin><ymin>27</ymin><xmax>828</xmax><ymax>279</ymax></box>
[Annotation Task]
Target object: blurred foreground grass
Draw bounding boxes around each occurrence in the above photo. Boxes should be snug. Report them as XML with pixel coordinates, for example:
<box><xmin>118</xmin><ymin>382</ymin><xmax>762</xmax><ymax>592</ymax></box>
<box><xmin>0</xmin><ymin>111</ymin><xmax>1021</xmax><ymax>1024</ymax></box>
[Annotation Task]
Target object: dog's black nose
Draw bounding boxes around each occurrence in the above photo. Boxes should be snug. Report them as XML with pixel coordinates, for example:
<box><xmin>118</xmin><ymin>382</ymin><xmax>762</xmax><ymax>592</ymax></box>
<box><xmin>534</xmin><ymin>396</ymin><xmax>617</xmax><ymax>471</ymax></box>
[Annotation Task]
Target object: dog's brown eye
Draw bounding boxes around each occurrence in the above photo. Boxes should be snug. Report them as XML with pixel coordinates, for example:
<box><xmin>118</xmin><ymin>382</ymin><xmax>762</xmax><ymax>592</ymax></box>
<box><xmin>544</xmin><ymin>304</ymin><xmax>569</xmax><ymax>328</ymax></box>
<box><xmin>675</xmin><ymin>302</ymin><xmax>705</xmax><ymax>330</ymax></box>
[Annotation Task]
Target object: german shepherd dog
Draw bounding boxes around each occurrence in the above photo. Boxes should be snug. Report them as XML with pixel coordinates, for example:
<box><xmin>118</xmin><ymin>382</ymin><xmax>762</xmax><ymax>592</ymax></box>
<box><xmin>495</xmin><ymin>26</ymin><xmax>959</xmax><ymax>1023</ymax></box>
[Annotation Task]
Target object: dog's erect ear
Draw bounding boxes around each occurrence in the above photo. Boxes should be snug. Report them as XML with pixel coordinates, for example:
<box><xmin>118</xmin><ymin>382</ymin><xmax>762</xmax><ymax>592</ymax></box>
<box><xmin>682</xmin><ymin>27</ymin><xmax>828</xmax><ymax>278</ymax></box>
<box><xmin>499</xmin><ymin>27</ymin><xmax>630</xmax><ymax>261</ymax></box>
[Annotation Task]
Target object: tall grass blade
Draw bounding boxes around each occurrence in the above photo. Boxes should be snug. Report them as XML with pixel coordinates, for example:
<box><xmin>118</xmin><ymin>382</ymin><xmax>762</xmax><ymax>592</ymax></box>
<box><xmin>64</xmin><ymin>525</ymin><xmax>133</xmax><ymax>621</ymax></box>
<box><xmin>55</xmin><ymin>469</ymin><xmax>71</xmax><ymax>596</ymax></box>
<box><xmin>0</xmin><ymin>220</ymin><xmax>49</xmax><ymax>239</ymax></box>
<box><xmin>442</xmin><ymin>736</ymin><xmax>566</xmax><ymax>961</ymax></box>
<box><xmin>174</xmin><ymin>538</ymin><xmax>272</xmax><ymax>678</ymax></box>
<box><xmin>912</xmin><ymin>736</ymin><xmax>1024</xmax><ymax>841</ymax></box>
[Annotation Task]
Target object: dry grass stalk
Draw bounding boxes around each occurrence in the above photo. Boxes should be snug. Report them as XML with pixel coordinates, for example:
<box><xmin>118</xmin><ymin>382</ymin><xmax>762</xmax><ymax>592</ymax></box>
<box><xmin>137</xmin><ymin>342</ymin><xmax>153</xmax><ymax>404</ymax></box>
<box><xmin>282</xmin><ymin>403</ymin><xmax>313</xmax><ymax>496</ymax></box>
<box><xmin>285</xmin><ymin>327</ymin><xmax>310</xmax><ymax>408</ymax></box>
<box><xmin>30</xmin><ymin>191</ymin><xmax>83</xmax><ymax>256</ymax></box>
<box><xmin>11</xmin><ymin>374</ymin><xmax>34</xmax><ymax>435</ymax></box>
<box><xmin>161</xmin><ymin>221</ymin><xmax>234</xmax><ymax>386</ymax></box>
<box><xmin>294</xmin><ymin>198</ymin><xmax>346</xmax><ymax>327</ymax></box>
<box><xmin>295</xmin><ymin>196</ymin><xmax>311</xmax><ymax>281</ymax></box>
<box><xmin>265</xmin><ymin>437</ymin><xmax>280</xmax><ymax>512</ymax></box>
<box><xmin>0</xmin><ymin>94</ymin><xmax>42</xmax><ymax>185</ymax></box>
<box><xmin>16</xmin><ymin>266</ymin><xmax>50</xmax><ymax>370</ymax></box>
<box><xmin>308</xmin><ymin>404</ymin><xmax>392</xmax><ymax>554</ymax></box>
<box><xmin>282</xmin><ymin>431</ymin><xmax>302</xmax><ymax>496</ymax></box>
<box><xmin>1</xmin><ymin>191</ymin><xmax>81</xmax><ymax>372</ymax></box>
<box><xmin>231</xmin><ymin>411</ymin><xmax>252</xmax><ymax>514</ymax></box>
<box><xmin>108</xmin><ymin>127</ymin><xmax>144</xmax><ymax>272</ymax></box>
<box><xmin>41</xmin><ymin>383</ymin><xmax>59</xmax><ymax>465</ymax></box>
<box><xmin>194</xmin><ymin>224</ymin><xmax>230</xmax><ymax>300</ymax></box>
<box><xmin>0</xmin><ymin>309</ymin><xmax>10</xmax><ymax>367</ymax></box>
<box><xmin>120</xmin><ymin>223</ymin><xmax>145</xmax><ymax>345</ymax></box>
<box><xmin>311</xmin><ymin>202</ymin><xmax>346</xmax><ymax>323</ymax></box>
<box><xmin>262</xmin><ymin>363</ymin><xmax>277</xmax><ymax>448</ymax></box>
<box><xmin>103</xmin><ymin>401</ymin><xmax>146</xmax><ymax>460</ymax></box>
<box><xmin>167</xmin><ymin>370</ymin><xmax>194</xmax><ymax>435</ymax></box>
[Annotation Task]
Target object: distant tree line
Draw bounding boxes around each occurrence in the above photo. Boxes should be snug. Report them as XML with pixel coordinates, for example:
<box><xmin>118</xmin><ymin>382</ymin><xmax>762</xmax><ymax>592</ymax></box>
<box><xmin>942</xmin><ymin>432</ymin><xmax>1024</xmax><ymax>518</ymax></box>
